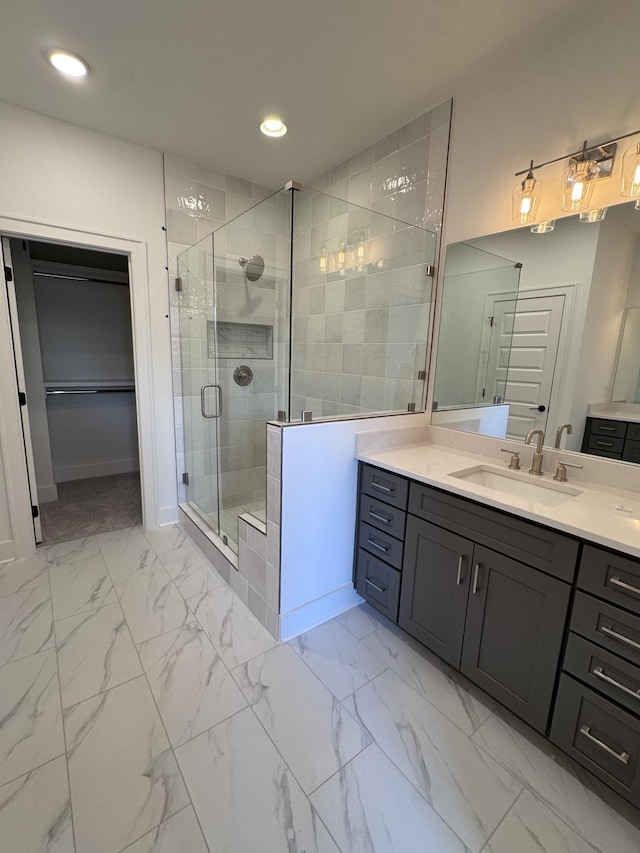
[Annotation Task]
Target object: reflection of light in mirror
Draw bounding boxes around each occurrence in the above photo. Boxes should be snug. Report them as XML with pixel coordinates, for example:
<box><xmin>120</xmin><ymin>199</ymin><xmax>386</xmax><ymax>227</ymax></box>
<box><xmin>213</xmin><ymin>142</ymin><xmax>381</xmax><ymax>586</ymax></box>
<box><xmin>621</xmin><ymin>142</ymin><xmax>640</xmax><ymax>198</ymax></box>
<box><xmin>579</xmin><ymin>208</ymin><xmax>607</xmax><ymax>223</ymax></box>
<box><xmin>531</xmin><ymin>220</ymin><xmax>555</xmax><ymax>233</ymax></box>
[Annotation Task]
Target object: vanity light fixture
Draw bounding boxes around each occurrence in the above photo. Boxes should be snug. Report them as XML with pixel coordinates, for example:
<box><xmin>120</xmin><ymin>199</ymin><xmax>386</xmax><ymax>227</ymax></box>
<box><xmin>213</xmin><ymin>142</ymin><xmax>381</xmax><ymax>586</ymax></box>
<box><xmin>621</xmin><ymin>142</ymin><xmax>640</xmax><ymax>199</ymax></box>
<box><xmin>512</xmin><ymin>161</ymin><xmax>542</xmax><ymax>225</ymax></box>
<box><xmin>562</xmin><ymin>144</ymin><xmax>600</xmax><ymax>213</ymax></box>
<box><xmin>531</xmin><ymin>220</ymin><xmax>555</xmax><ymax>234</ymax></box>
<box><xmin>46</xmin><ymin>48</ymin><xmax>90</xmax><ymax>78</ymax></box>
<box><xmin>260</xmin><ymin>117</ymin><xmax>287</xmax><ymax>138</ymax></box>
<box><xmin>579</xmin><ymin>208</ymin><xmax>607</xmax><ymax>223</ymax></box>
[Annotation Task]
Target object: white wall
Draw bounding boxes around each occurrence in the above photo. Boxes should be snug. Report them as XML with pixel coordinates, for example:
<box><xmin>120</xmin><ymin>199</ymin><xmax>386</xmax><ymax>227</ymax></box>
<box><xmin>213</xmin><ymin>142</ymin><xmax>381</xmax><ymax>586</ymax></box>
<box><xmin>0</xmin><ymin>101</ymin><xmax>175</xmax><ymax>556</ymax></box>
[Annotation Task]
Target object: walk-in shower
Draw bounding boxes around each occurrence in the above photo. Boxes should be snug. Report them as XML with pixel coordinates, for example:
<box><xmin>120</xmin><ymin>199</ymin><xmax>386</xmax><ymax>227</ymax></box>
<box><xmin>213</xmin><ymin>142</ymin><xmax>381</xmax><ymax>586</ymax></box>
<box><xmin>176</xmin><ymin>184</ymin><xmax>436</xmax><ymax>553</ymax></box>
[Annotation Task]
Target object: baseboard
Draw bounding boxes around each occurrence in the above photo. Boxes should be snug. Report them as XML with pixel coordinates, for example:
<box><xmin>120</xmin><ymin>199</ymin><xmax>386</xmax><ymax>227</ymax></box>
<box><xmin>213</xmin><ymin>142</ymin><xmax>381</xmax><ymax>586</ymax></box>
<box><xmin>279</xmin><ymin>584</ymin><xmax>364</xmax><ymax>642</ymax></box>
<box><xmin>37</xmin><ymin>484</ymin><xmax>59</xmax><ymax>504</ymax></box>
<box><xmin>157</xmin><ymin>504</ymin><xmax>179</xmax><ymax>526</ymax></box>
<box><xmin>0</xmin><ymin>539</ymin><xmax>16</xmax><ymax>564</ymax></box>
<box><xmin>54</xmin><ymin>459</ymin><xmax>139</xmax><ymax>482</ymax></box>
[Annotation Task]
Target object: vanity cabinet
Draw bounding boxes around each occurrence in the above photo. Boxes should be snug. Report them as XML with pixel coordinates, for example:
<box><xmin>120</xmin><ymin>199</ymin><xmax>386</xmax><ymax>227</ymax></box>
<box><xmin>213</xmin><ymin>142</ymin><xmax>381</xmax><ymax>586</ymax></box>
<box><xmin>581</xmin><ymin>416</ymin><xmax>640</xmax><ymax>462</ymax></box>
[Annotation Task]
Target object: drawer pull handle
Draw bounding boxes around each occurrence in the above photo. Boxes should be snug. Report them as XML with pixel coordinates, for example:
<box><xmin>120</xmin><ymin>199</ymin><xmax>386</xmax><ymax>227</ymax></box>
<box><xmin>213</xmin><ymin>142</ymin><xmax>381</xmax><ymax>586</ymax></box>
<box><xmin>595</xmin><ymin>440</ymin><xmax>613</xmax><ymax>447</ymax></box>
<box><xmin>365</xmin><ymin>578</ymin><xmax>386</xmax><ymax>595</ymax></box>
<box><xmin>472</xmin><ymin>562</ymin><xmax>481</xmax><ymax>594</ymax></box>
<box><xmin>592</xmin><ymin>665</ymin><xmax>640</xmax><ymax>701</ymax></box>
<box><xmin>367</xmin><ymin>537</ymin><xmax>390</xmax><ymax>554</ymax></box>
<box><xmin>456</xmin><ymin>555</ymin><xmax>464</xmax><ymax>586</ymax></box>
<box><xmin>368</xmin><ymin>510</ymin><xmax>392</xmax><ymax>525</ymax></box>
<box><xmin>609</xmin><ymin>576</ymin><xmax>640</xmax><ymax>598</ymax></box>
<box><xmin>579</xmin><ymin>724</ymin><xmax>630</xmax><ymax>765</ymax></box>
<box><xmin>371</xmin><ymin>481</ymin><xmax>393</xmax><ymax>494</ymax></box>
<box><xmin>600</xmin><ymin>624</ymin><xmax>640</xmax><ymax>652</ymax></box>
<box><xmin>598</xmin><ymin>425</ymin><xmax>617</xmax><ymax>432</ymax></box>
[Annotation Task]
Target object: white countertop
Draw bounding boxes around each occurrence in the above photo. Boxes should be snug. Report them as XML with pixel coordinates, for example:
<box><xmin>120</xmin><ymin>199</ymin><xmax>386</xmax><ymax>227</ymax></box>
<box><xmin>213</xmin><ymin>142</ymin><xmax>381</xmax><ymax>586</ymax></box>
<box><xmin>587</xmin><ymin>404</ymin><xmax>640</xmax><ymax>424</ymax></box>
<box><xmin>357</xmin><ymin>441</ymin><xmax>640</xmax><ymax>559</ymax></box>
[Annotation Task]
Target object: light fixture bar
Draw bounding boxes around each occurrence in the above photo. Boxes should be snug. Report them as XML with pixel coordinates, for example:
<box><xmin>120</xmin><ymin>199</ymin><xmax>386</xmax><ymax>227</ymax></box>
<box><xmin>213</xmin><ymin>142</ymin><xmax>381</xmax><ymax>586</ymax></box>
<box><xmin>515</xmin><ymin>128</ymin><xmax>640</xmax><ymax>177</ymax></box>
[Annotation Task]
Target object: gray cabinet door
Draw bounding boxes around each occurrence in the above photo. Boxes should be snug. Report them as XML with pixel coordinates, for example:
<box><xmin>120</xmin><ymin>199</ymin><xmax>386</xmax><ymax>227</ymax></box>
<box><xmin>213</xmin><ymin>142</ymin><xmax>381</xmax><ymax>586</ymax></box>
<box><xmin>399</xmin><ymin>516</ymin><xmax>473</xmax><ymax>669</ymax></box>
<box><xmin>461</xmin><ymin>545</ymin><xmax>571</xmax><ymax>733</ymax></box>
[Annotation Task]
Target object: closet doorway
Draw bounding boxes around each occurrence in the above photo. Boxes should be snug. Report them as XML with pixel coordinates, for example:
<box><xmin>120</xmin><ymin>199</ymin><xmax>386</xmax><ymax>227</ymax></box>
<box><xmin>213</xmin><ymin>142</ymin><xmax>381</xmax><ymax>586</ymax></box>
<box><xmin>3</xmin><ymin>236</ymin><xmax>141</xmax><ymax>545</ymax></box>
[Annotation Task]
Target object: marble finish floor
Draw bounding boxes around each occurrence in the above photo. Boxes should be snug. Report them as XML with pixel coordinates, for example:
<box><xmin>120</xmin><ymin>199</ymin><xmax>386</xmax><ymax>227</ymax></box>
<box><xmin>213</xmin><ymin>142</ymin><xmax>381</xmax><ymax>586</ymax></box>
<box><xmin>1</xmin><ymin>524</ymin><xmax>640</xmax><ymax>852</ymax></box>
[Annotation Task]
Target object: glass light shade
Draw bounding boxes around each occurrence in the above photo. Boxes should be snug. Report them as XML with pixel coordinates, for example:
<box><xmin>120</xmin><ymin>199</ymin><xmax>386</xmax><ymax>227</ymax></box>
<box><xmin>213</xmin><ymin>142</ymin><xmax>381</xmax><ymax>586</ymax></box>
<box><xmin>531</xmin><ymin>220</ymin><xmax>556</xmax><ymax>233</ymax></box>
<box><xmin>621</xmin><ymin>143</ymin><xmax>640</xmax><ymax>198</ymax></box>
<box><xmin>512</xmin><ymin>174</ymin><xmax>542</xmax><ymax>225</ymax></box>
<box><xmin>562</xmin><ymin>159</ymin><xmax>600</xmax><ymax>212</ymax></box>
<box><xmin>579</xmin><ymin>208</ymin><xmax>607</xmax><ymax>223</ymax></box>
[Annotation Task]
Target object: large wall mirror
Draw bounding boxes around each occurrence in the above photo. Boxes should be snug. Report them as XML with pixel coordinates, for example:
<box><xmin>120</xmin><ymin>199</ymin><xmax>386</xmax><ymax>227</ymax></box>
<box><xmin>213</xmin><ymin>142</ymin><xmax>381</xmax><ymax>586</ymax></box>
<box><xmin>432</xmin><ymin>200</ymin><xmax>640</xmax><ymax>455</ymax></box>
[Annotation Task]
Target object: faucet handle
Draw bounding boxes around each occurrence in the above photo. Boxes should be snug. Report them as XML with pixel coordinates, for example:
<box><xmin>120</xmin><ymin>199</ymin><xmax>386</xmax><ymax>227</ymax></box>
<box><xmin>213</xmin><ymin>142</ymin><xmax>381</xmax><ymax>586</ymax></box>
<box><xmin>553</xmin><ymin>460</ymin><xmax>583</xmax><ymax>482</ymax></box>
<box><xmin>501</xmin><ymin>449</ymin><xmax>521</xmax><ymax>470</ymax></box>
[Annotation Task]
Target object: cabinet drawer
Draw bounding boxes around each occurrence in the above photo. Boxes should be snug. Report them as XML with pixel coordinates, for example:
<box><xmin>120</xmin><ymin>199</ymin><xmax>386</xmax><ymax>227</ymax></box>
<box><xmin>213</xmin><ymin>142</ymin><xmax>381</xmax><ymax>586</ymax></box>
<box><xmin>564</xmin><ymin>633</ymin><xmax>640</xmax><ymax>717</ymax></box>
<box><xmin>361</xmin><ymin>464</ymin><xmax>408</xmax><ymax>510</ymax></box>
<box><xmin>588</xmin><ymin>418</ymin><xmax>628</xmax><ymax>439</ymax></box>
<box><xmin>408</xmin><ymin>482</ymin><xmax>579</xmax><ymax>581</ymax></box>
<box><xmin>358</xmin><ymin>521</ymin><xmax>404</xmax><ymax>570</ymax></box>
<box><xmin>622</xmin><ymin>440</ymin><xmax>640</xmax><ymax>464</ymax></box>
<box><xmin>551</xmin><ymin>675</ymin><xmax>640</xmax><ymax>806</ymax></box>
<box><xmin>358</xmin><ymin>495</ymin><xmax>406</xmax><ymax>540</ymax></box>
<box><xmin>354</xmin><ymin>549</ymin><xmax>401</xmax><ymax>622</ymax></box>
<box><xmin>571</xmin><ymin>591</ymin><xmax>640</xmax><ymax>667</ymax></box>
<box><xmin>583</xmin><ymin>448</ymin><xmax>622</xmax><ymax>460</ymax></box>
<box><xmin>627</xmin><ymin>423</ymin><xmax>640</xmax><ymax>442</ymax></box>
<box><xmin>587</xmin><ymin>435</ymin><xmax>625</xmax><ymax>454</ymax></box>
<box><xmin>578</xmin><ymin>545</ymin><xmax>640</xmax><ymax>611</ymax></box>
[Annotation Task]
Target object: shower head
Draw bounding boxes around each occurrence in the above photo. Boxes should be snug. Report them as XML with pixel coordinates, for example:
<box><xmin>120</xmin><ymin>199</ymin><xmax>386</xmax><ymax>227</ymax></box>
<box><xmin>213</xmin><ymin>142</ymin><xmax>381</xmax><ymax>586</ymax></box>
<box><xmin>238</xmin><ymin>254</ymin><xmax>265</xmax><ymax>282</ymax></box>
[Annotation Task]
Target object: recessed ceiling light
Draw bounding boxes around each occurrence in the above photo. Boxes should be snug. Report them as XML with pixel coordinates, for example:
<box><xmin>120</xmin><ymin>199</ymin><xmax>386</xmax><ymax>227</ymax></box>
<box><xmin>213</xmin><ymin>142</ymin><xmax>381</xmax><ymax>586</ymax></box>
<box><xmin>47</xmin><ymin>49</ymin><xmax>90</xmax><ymax>78</ymax></box>
<box><xmin>260</xmin><ymin>117</ymin><xmax>287</xmax><ymax>138</ymax></box>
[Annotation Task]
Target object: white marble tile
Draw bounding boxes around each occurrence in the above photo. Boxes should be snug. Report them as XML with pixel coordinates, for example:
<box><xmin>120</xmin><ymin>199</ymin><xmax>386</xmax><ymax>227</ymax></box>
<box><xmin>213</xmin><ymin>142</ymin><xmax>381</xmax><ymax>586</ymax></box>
<box><xmin>311</xmin><ymin>744</ymin><xmax>467</xmax><ymax>853</ymax></box>
<box><xmin>121</xmin><ymin>806</ymin><xmax>208</xmax><ymax>853</ymax></box>
<box><xmin>483</xmin><ymin>789</ymin><xmax>599</xmax><ymax>853</ymax></box>
<box><xmin>143</xmin><ymin>525</ymin><xmax>188</xmax><ymax>556</ymax></box>
<box><xmin>0</xmin><ymin>650</ymin><xmax>64</xmax><ymax>787</ymax></box>
<box><xmin>99</xmin><ymin>527</ymin><xmax>163</xmax><ymax>584</ymax></box>
<box><xmin>0</xmin><ymin>756</ymin><xmax>73</xmax><ymax>853</ymax></box>
<box><xmin>160</xmin><ymin>544</ymin><xmax>226</xmax><ymax>599</ymax></box>
<box><xmin>116</xmin><ymin>567</ymin><xmax>193</xmax><ymax>644</ymax></box>
<box><xmin>138</xmin><ymin>622</ymin><xmax>246</xmax><ymax>747</ymax></box>
<box><xmin>0</xmin><ymin>585</ymin><xmax>54</xmax><ymax>665</ymax></box>
<box><xmin>289</xmin><ymin>619</ymin><xmax>387</xmax><ymax>700</ymax></box>
<box><xmin>49</xmin><ymin>553</ymin><xmax>116</xmax><ymax>620</ymax></box>
<box><xmin>0</xmin><ymin>552</ymin><xmax>48</xmax><ymax>597</ymax></box>
<box><xmin>55</xmin><ymin>601</ymin><xmax>143</xmax><ymax>708</ymax></box>
<box><xmin>344</xmin><ymin>669</ymin><xmax>521</xmax><ymax>852</ymax></box>
<box><xmin>188</xmin><ymin>584</ymin><xmax>276</xmax><ymax>669</ymax></box>
<box><xmin>336</xmin><ymin>602</ymin><xmax>386</xmax><ymax>639</ymax></box>
<box><xmin>176</xmin><ymin>707</ymin><xmax>340</xmax><ymax>853</ymax></box>
<box><xmin>64</xmin><ymin>675</ymin><xmax>189</xmax><ymax>853</ymax></box>
<box><xmin>232</xmin><ymin>643</ymin><xmax>370</xmax><ymax>794</ymax></box>
<box><xmin>472</xmin><ymin>711</ymin><xmax>640</xmax><ymax>853</ymax></box>
<box><xmin>363</xmin><ymin>622</ymin><xmax>493</xmax><ymax>735</ymax></box>
<box><xmin>47</xmin><ymin>536</ymin><xmax>100</xmax><ymax>567</ymax></box>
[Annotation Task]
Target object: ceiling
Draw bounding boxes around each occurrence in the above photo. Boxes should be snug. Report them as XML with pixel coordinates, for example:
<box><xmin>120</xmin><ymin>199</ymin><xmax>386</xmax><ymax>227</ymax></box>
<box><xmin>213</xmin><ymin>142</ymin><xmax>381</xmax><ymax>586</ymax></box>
<box><xmin>0</xmin><ymin>0</ymin><xmax>605</xmax><ymax>188</ymax></box>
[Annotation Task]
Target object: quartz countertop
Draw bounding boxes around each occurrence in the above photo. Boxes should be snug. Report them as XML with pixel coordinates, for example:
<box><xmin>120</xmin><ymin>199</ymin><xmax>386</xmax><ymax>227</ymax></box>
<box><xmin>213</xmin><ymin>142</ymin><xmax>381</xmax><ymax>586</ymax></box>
<box><xmin>357</xmin><ymin>441</ymin><xmax>640</xmax><ymax>559</ymax></box>
<box><xmin>587</xmin><ymin>405</ymin><xmax>640</xmax><ymax>424</ymax></box>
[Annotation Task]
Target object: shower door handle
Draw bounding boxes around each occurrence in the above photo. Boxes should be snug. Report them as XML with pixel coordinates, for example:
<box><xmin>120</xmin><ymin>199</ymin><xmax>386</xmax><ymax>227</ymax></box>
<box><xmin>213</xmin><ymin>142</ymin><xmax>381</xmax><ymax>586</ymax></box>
<box><xmin>201</xmin><ymin>384</ymin><xmax>222</xmax><ymax>418</ymax></box>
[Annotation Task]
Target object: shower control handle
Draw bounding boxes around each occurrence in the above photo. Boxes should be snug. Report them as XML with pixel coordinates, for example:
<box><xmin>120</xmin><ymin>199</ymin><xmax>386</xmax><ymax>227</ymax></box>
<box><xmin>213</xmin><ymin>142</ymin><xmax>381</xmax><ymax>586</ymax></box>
<box><xmin>201</xmin><ymin>384</ymin><xmax>223</xmax><ymax>419</ymax></box>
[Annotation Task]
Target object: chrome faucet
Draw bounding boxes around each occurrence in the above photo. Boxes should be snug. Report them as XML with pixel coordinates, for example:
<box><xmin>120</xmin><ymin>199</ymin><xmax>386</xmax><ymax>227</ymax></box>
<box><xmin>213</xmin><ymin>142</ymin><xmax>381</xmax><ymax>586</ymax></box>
<box><xmin>554</xmin><ymin>423</ymin><xmax>572</xmax><ymax>449</ymax></box>
<box><xmin>525</xmin><ymin>428</ymin><xmax>545</xmax><ymax>476</ymax></box>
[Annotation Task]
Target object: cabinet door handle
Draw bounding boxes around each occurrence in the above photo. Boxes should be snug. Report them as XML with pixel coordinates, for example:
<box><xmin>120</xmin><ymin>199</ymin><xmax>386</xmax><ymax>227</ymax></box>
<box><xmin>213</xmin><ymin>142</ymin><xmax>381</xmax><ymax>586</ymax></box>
<box><xmin>368</xmin><ymin>510</ymin><xmax>392</xmax><ymax>525</ymax></box>
<box><xmin>365</xmin><ymin>578</ymin><xmax>386</xmax><ymax>594</ymax></box>
<box><xmin>591</xmin><ymin>665</ymin><xmax>640</xmax><ymax>701</ymax></box>
<box><xmin>371</xmin><ymin>481</ymin><xmax>393</xmax><ymax>494</ymax></box>
<box><xmin>367</xmin><ymin>537</ymin><xmax>390</xmax><ymax>554</ymax></box>
<box><xmin>472</xmin><ymin>562</ymin><xmax>481</xmax><ymax>594</ymax></box>
<box><xmin>600</xmin><ymin>624</ymin><xmax>640</xmax><ymax>652</ymax></box>
<box><xmin>456</xmin><ymin>555</ymin><xmax>464</xmax><ymax>586</ymax></box>
<box><xmin>579</xmin><ymin>725</ymin><xmax>630</xmax><ymax>765</ymax></box>
<box><xmin>609</xmin><ymin>576</ymin><xmax>640</xmax><ymax>598</ymax></box>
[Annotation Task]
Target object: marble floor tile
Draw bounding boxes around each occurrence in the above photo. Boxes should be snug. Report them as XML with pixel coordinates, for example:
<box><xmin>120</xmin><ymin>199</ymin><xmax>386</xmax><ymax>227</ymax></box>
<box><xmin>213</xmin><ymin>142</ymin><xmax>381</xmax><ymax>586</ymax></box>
<box><xmin>363</xmin><ymin>622</ymin><xmax>493</xmax><ymax>735</ymax></box>
<box><xmin>0</xmin><ymin>551</ymin><xmax>48</xmax><ymax>597</ymax></box>
<box><xmin>160</xmin><ymin>544</ymin><xmax>226</xmax><ymax>599</ymax></box>
<box><xmin>138</xmin><ymin>622</ymin><xmax>246</xmax><ymax>747</ymax></box>
<box><xmin>143</xmin><ymin>525</ymin><xmax>188</xmax><ymax>556</ymax></box>
<box><xmin>344</xmin><ymin>669</ymin><xmax>521</xmax><ymax>852</ymax></box>
<box><xmin>0</xmin><ymin>756</ymin><xmax>74</xmax><ymax>853</ymax></box>
<box><xmin>472</xmin><ymin>711</ymin><xmax>640</xmax><ymax>853</ymax></box>
<box><xmin>289</xmin><ymin>618</ymin><xmax>387</xmax><ymax>700</ymax></box>
<box><xmin>0</xmin><ymin>649</ymin><xmax>65</xmax><ymax>787</ymax></box>
<box><xmin>336</xmin><ymin>602</ymin><xmax>386</xmax><ymax>639</ymax></box>
<box><xmin>96</xmin><ymin>525</ymin><xmax>142</xmax><ymax>543</ymax></box>
<box><xmin>115</xmin><ymin>567</ymin><xmax>193</xmax><ymax>644</ymax></box>
<box><xmin>64</xmin><ymin>675</ymin><xmax>189</xmax><ymax>853</ymax></box>
<box><xmin>176</xmin><ymin>707</ymin><xmax>340</xmax><ymax>853</ymax></box>
<box><xmin>46</xmin><ymin>536</ymin><xmax>100</xmax><ymax>567</ymax></box>
<box><xmin>0</xmin><ymin>585</ymin><xmax>54</xmax><ymax>666</ymax></box>
<box><xmin>483</xmin><ymin>789</ymin><xmax>599</xmax><ymax>853</ymax></box>
<box><xmin>55</xmin><ymin>601</ymin><xmax>143</xmax><ymax>708</ymax></box>
<box><xmin>311</xmin><ymin>744</ymin><xmax>467</xmax><ymax>853</ymax></box>
<box><xmin>121</xmin><ymin>805</ymin><xmax>208</xmax><ymax>853</ymax></box>
<box><xmin>49</xmin><ymin>553</ymin><xmax>116</xmax><ymax>620</ymax></box>
<box><xmin>99</xmin><ymin>528</ymin><xmax>163</xmax><ymax>584</ymax></box>
<box><xmin>189</xmin><ymin>584</ymin><xmax>275</xmax><ymax>669</ymax></box>
<box><xmin>233</xmin><ymin>643</ymin><xmax>370</xmax><ymax>794</ymax></box>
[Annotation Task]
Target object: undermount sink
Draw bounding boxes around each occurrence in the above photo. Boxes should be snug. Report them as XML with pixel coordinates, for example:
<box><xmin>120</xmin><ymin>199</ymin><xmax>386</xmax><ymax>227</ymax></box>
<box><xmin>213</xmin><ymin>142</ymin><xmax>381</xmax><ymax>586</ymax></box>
<box><xmin>450</xmin><ymin>465</ymin><xmax>583</xmax><ymax>507</ymax></box>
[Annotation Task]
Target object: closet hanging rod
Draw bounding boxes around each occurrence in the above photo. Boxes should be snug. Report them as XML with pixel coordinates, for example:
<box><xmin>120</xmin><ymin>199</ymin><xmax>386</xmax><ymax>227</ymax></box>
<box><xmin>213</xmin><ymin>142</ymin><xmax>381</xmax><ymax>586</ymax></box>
<box><xmin>45</xmin><ymin>387</ymin><xmax>135</xmax><ymax>395</ymax></box>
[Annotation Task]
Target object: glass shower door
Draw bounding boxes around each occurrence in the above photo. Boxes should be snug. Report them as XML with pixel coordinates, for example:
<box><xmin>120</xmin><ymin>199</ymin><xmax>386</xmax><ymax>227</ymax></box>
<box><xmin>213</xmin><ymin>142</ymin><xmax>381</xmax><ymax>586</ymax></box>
<box><xmin>177</xmin><ymin>235</ymin><xmax>221</xmax><ymax>536</ymax></box>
